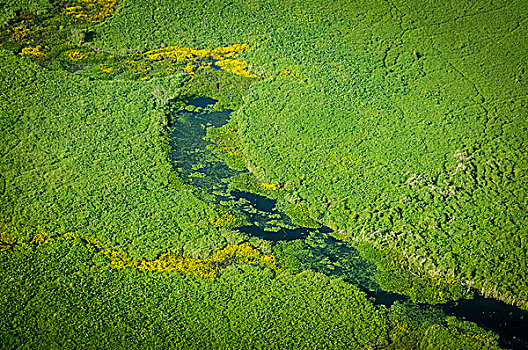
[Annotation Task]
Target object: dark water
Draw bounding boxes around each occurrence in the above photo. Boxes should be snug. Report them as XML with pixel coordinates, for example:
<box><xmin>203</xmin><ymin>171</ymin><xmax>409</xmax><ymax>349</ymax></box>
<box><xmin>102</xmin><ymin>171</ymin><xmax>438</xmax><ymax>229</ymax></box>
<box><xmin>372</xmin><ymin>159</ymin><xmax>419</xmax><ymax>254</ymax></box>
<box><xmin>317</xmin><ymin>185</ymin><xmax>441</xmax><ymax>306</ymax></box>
<box><xmin>227</xmin><ymin>190</ymin><xmax>333</xmax><ymax>241</ymax></box>
<box><xmin>217</xmin><ymin>186</ymin><xmax>528</xmax><ymax>349</ymax></box>
<box><xmin>238</xmin><ymin>225</ymin><xmax>311</xmax><ymax>241</ymax></box>
<box><xmin>187</xmin><ymin>97</ymin><xmax>217</xmax><ymax>108</ymax></box>
<box><xmin>230</xmin><ymin>190</ymin><xmax>276</xmax><ymax>212</ymax></box>
<box><xmin>170</xmin><ymin>107</ymin><xmax>238</xmax><ymax>191</ymax></box>
<box><xmin>441</xmin><ymin>297</ymin><xmax>528</xmax><ymax>350</ymax></box>
<box><xmin>367</xmin><ymin>290</ymin><xmax>528</xmax><ymax>349</ymax></box>
<box><xmin>170</xmin><ymin>100</ymin><xmax>528</xmax><ymax>350</ymax></box>
<box><xmin>367</xmin><ymin>290</ymin><xmax>408</xmax><ymax>306</ymax></box>
<box><xmin>170</xmin><ymin>104</ymin><xmax>334</xmax><ymax>241</ymax></box>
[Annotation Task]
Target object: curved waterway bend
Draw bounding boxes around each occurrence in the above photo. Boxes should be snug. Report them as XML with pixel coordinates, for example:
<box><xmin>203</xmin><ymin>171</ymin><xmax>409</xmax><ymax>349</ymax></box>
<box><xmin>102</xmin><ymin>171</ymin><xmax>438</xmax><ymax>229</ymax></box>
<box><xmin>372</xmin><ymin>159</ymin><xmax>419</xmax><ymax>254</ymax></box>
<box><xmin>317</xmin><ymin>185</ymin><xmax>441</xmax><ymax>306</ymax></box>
<box><xmin>170</xmin><ymin>98</ymin><xmax>528</xmax><ymax>350</ymax></box>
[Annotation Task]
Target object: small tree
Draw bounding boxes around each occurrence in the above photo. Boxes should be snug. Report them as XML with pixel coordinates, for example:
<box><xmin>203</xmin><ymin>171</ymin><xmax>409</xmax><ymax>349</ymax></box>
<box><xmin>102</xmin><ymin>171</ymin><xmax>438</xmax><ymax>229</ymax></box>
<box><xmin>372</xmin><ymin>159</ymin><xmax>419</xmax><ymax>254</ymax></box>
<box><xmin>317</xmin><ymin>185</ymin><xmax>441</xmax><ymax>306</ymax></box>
<box><xmin>151</xmin><ymin>85</ymin><xmax>172</xmax><ymax>106</ymax></box>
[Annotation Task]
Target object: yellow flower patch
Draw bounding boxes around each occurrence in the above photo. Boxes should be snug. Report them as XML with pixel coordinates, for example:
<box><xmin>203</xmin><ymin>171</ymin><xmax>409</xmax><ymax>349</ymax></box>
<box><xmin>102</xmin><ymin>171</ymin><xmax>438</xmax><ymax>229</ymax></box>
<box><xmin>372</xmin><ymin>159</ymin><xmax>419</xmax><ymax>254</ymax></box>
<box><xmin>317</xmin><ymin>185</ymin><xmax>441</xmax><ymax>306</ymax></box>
<box><xmin>65</xmin><ymin>50</ymin><xmax>87</xmax><ymax>61</ymax></box>
<box><xmin>19</xmin><ymin>46</ymin><xmax>46</xmax><ymax>57</ymax></box>
<box><xmin>63</xmin><ymin>232</ymin><xmax>80</xmax><ymax>239</ymax></box>
<box><xmin>144</xmin><ymin>43</ymin><xmax>258</xmax><ymax>78</ymax></box>
<box><xmin>0</xmin><ymin>232</ymin><xmax>16</xmax><ymax>250</ymax></box>
<box><xmin>3</xmin><ymin>228</ymin><xmax>277</xmax><ymax>279</ymax></box>
<box><xmin>31</xmin><ymin>232</ymin><xmax>54</xmax><ymax>245</ymax></box>
<box><xmin>98</xmin><ymin>65</ymin><xmax>114</xmax><ymax>73</ymax></box>
<box><xmin>259</xmin><ymin>183</ymin><xmax>279</xmax><ymax>191</ymax></box>
<box><xmin>184</xmin><ymin>63</ymin><xmax>195</xmax><ymax>74</ymax></box>
<box><xmin>215</xmin><ymin>59</ymin><xmax>258</xmax><ymax>78</ymax></box>
<box><xmin>64</xmin><ymin>0</ymin><xmax>118</xmax><ymax>23</ymax></box>
<box><xmin>210</xmin><ymin>43</ymin><xmax>249</xmax><ymax>60</ymax></box>
<box><xmin>103</xmin><ymin>243</ymin><xmax>277</xmax><ymax>279</ymax></box>
<box><xmin>144</xmin><ymin>46</ymin><xmax>201</xmax><ymax>61</ymax></box>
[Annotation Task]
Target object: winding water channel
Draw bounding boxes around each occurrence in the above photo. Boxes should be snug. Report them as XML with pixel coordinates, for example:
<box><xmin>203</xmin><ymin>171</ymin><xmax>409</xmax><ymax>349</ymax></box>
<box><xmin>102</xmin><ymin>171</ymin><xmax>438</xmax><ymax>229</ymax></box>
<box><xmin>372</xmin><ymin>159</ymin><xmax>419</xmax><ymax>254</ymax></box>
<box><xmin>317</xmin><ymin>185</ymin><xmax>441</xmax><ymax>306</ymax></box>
<box><xmin>170</xmin><ymin>98</ymin><xmax>528</xmax><ymax>350</ymax></box>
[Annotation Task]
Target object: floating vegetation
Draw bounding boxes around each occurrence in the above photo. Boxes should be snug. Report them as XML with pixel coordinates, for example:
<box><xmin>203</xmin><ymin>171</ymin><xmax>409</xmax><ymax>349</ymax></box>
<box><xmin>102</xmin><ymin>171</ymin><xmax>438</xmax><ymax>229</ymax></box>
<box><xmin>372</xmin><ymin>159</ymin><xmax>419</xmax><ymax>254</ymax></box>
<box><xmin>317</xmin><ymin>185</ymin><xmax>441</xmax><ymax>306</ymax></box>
<box><xmin>206</xmin><ymin>122</ymin><xmax>246</xmax><ymax>170</ymax></box>
<box><xmin>208</xmin><ymin>209</ymin><xmax>243</xmax><ymax>228</ymax></box>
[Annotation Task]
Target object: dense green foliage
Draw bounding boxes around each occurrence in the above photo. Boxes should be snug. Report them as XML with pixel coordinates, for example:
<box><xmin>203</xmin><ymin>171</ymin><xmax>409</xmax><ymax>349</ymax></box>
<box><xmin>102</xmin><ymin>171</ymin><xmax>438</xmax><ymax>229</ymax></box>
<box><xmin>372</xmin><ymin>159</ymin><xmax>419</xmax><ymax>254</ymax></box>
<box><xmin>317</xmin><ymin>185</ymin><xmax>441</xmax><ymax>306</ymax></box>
<box><xmin>0</xmin><ymin>237</ymin><xmax>500</xmax><ymax>349</ymax></box>
<box><xmin>0</xmin><ymin>0</ymin><xmax>51</xmax><ymax>24</ymax></box>
<box><xmin>0</xmin><ymin>0</ymin><xmax>525</xmax><ymax>348</ymax></box>
<box><xmin>0</xmin><ymin>51</ymin><xmax>223</xmax><ymax>259</ymax></box>
<box><xmin>92</xmin><ymin>0</ymin><xmax>528</xmax><ymax>306</ymax></box>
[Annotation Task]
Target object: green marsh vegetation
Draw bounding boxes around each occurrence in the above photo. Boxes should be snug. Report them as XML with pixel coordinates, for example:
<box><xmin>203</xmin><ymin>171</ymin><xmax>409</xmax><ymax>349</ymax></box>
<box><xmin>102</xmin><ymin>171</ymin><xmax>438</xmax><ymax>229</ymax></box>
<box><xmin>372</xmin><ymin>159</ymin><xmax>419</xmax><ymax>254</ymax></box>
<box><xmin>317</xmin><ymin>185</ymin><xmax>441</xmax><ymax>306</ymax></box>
<box><xmin>0</xmin><ymin>0</ymin><xmax>526</xmax><ymax>348</ymax></box>
<box><xmin>95</xmin><ymin>0</ymin><xmax>528</xmax><ymax>308</ymax></box>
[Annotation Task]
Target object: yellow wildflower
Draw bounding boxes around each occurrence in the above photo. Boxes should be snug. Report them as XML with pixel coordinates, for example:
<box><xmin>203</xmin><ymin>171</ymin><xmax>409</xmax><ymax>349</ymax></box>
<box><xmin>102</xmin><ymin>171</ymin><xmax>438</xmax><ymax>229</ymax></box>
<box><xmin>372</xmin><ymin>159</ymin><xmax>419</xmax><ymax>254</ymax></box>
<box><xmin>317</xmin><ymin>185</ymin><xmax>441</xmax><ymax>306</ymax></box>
<box><xmin>215</xmin><ymin>59</ymin><xmax>258</xmax><ymax>78</ymax></box>
<box><xmin>65</xmin><ymin>50</ymin><xmax>87</xmax><ymax>61</ymax></box>
<box><xmin>260</xmin><ymin>183</ymin><xmax>279</xmax><ymax>191</ymax></box>
<box><xmin>19</xmin><ymin>46</ymin><xmax>46</xmax><ymax>57</ymax></box>
<box><xmin>98</xmin><ymin>65</ymin><xmax>114</xmax><ymax>73</ymax></box>
<box><xmin>0</xmin><ymin>232</ymin><xmax>16</xmax><ymax>250</ymax></box>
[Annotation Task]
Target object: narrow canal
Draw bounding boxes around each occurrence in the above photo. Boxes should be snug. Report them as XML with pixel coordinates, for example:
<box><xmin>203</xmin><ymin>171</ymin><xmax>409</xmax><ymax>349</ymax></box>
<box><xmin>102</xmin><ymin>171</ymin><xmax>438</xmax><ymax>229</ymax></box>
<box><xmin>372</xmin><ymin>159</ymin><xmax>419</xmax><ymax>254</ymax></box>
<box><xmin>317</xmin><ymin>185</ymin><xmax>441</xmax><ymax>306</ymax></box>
<box><xmin>170</xmin><ymin>97</ymin><xmax>528</xmax><ymax>350</ymax></box>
